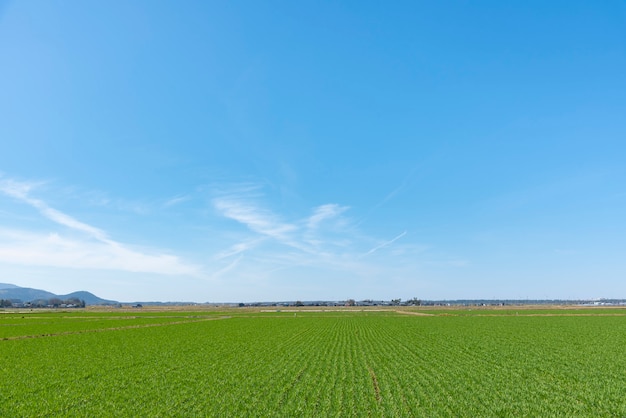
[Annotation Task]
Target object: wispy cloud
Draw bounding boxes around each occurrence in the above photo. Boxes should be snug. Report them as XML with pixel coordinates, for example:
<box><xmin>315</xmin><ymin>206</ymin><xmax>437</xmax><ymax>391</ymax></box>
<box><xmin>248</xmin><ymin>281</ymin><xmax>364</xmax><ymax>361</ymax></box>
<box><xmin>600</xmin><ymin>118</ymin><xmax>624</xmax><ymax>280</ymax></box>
<box><xmin>210</xmin><ymin>186</ymin><xmax>354</xmax><ymax>272</ymax></box>
<box><xmin>0</xmin><ymin>229</ymin><xmax>199</xmax><ymax>275</ymax></box>
<box><xmin>306</xmin><ymin>204</ymin><xmax>349</xmax><ymax>230</ymax></box>
<box><xmin>0</xmin><ymin>177</ymin><xmax>110</xmax><ymax>242</ymax></box>
<box><xmin>363</xmin><ymin>230</ymin><xmax>408</xmax><ymax>257</ymax></box>
<box><xmin>164</xmin><ymin>194</ymin><xmax>191</xmax><ymax>207</ymax></box>
<box><xmin>213</xmin><ymin>238</ymin><xmax>264</xmax><ymax>260</ymax></box>
<box><xmin>0</xmin><ymin>176</ymin><xmax>201</xmax><ymax>276</ymax></box>
<box><xmin>0</xmin><ymin>177</ymin><xmax>420</xmax><ymax>284</ymax></box>
<box><xmin>0</xmin><ymin>177</ymin><xmax>42</xmax><ymax>200</ymax></box>
<box><xmin>211</xmin><ymin>254</ymin><xmax>244</xmax><ymax>279</ymax></box>
<box><xmin>212</xmin><ymin>195</ymin><xmax>297</xmax><ymax>241</ymax></box>
<box><xmin>209</xmin><ymin>184</ymin><xmax>416</xmax><ymax>283</ymax></box>
<box><xmin>357</xmin><ymin>168</ymin><xmax>419</xmax><ymax>227</ymax></box>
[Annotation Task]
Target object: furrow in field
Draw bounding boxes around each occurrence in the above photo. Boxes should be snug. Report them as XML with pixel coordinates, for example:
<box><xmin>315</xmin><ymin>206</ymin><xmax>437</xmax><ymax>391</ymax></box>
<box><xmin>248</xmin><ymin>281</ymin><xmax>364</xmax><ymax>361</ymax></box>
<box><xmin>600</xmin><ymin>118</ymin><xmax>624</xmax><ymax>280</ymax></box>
<box><xmin>0</xmin><ymin>316</ymin><xmax>231</xmax><ymax>340</ymax></box>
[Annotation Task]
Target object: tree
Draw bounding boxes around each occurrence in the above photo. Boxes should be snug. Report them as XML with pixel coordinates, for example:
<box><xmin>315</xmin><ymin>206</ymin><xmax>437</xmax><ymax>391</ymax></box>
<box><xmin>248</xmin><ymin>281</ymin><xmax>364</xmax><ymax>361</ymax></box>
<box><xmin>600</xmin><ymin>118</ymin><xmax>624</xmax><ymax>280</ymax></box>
<box><xmin>407</xmin><ymin>297</ymin><xmax>421</xmax><ymax>306</ymax></box>
<box><xmin>32</xmin><ymin>299</ymin><xmax>47</xmax><ymax>308</ymax></box>
<box><xmin>345</xmin><ymin>299</ymin><xmax>356</xmax><ymax>307</ymax></box>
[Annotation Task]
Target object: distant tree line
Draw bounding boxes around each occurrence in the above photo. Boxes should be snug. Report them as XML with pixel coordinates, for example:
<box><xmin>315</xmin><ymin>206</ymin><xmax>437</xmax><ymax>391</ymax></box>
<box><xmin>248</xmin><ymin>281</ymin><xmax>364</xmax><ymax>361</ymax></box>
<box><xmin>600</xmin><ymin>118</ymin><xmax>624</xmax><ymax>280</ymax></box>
<box><xmin>0</xmin><ymin>297</ymin><xmax>86</xmax><ymax>308</ymax></box>
<box><xmin>237</xmin><ymin>298</ymin><xmax>424</xmax><ymax>308</ymax></box>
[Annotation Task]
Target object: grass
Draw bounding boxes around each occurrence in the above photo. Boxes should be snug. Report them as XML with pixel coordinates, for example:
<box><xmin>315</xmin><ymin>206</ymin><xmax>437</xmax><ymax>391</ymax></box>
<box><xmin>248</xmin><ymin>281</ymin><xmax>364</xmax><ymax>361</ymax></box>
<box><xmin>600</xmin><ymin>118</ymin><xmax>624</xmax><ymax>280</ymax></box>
<box><xmin>1</xmin><ymin>307</ymin><xmax>625</xmax><ymax>416</ymax></box>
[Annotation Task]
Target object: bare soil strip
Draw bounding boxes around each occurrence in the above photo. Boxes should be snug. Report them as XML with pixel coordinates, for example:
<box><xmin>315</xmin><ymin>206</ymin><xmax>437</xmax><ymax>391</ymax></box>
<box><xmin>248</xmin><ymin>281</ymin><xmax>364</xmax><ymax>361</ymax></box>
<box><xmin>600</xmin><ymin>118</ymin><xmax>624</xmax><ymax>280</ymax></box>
<box><xmin>1</xmin><ymin>316</ymin><xmax>231</xmax><ymax>341</ymax></box>
<box><xmin>368</xmin><ymin>367</ymin><xmax>381</xmax><ymax>403</ymax></box>
<box><xmin>471</xmin><ymin>313</ymin><xmax>626</xmax><ymax>317</ymax></box>
<box><xmin>395</xmin><ymin>310</ymin><xmax>435</xmax><ymax>316</ymax></box>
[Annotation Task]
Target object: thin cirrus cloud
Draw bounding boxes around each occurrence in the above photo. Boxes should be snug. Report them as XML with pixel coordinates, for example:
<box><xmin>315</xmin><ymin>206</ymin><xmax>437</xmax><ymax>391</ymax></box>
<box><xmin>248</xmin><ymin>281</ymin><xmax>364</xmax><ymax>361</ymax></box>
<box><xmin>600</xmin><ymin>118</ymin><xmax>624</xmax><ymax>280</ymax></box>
<box><xmin>211</xmin><ymin>186</ymin><xmax>406</xmax><ymax>271</ymax></box>
<box><xmin>0</xmin><ymin>176</ymin><xmax>200</xmax><ymax>276</ymax></box>
<box><xmin>163</xmin><ymin>194</ymin><xmax>191</xmax><ymax>208</ymax></box>
<box><xmin>363</xmin><ymin>230</ymin><xmax>408</xmax><ymax>257</ymax></box>
<box><xmin>212</xmin><ymin>194</ymin><xmax>320</xmax><ymax>257</ymax></box>
<box><xmin>306</xmin><ymin>204</ymin><xmax>349</xmax><ymax>230</ymax></box>
<box><xmin>213</xmin><ymin>238</ymin><xmax>265</xmax><ymax>261</ymax></box>
<box><xmin>211</xmin><ymin>254</ymin><xmax>244</xmax><ymax>280</ymax></box>
<box><xmin>212</xmin><ymin>196</ymin><xmax>297</xmax><ymax>242</ymax></box>
<box><xmin>0</xmin><ymin>228</ymin><xmax>198</xmax><ymax>275</ymax></box>
<box><xmin>0</xmin><ymin>176</ymin><xmax>413</xmax><ymax>283</ymax></box>
<box><xmin>0</xmin><ymin>177</ymin><xmax>109</xmax><ymax>242</ymax></box>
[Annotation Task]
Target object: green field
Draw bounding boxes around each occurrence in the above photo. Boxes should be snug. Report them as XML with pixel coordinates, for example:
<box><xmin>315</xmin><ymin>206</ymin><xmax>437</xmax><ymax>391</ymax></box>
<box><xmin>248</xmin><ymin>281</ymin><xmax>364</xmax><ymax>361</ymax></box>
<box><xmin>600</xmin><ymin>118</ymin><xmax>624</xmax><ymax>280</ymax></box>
<box><xmin>2</xmin><ymin>307</ymin><xmax>626</xmax><ymax>416</ymax></box>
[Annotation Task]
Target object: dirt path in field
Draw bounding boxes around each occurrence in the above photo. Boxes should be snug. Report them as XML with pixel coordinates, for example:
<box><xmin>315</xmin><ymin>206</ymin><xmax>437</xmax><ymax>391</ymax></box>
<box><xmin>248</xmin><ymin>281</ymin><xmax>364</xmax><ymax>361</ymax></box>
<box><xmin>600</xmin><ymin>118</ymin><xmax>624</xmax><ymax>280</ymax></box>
<box><xmin>368</xmin><ymin>367</ymin><xmax>381</xmax><ymax>402</ymax></box>
<box><xmin>395</xmin><ymin>310</ymin><xmax>435</xmax><ymax>316</ymax></box>
<box><xmin>1</xmin><ymin>316</ymin><xmax>231</xmax><ymax>341</ymax></box>
<box><xmin>487</xmin><ymin>313</ymin><xmax>626</xmax><ymax>317</ymax></box>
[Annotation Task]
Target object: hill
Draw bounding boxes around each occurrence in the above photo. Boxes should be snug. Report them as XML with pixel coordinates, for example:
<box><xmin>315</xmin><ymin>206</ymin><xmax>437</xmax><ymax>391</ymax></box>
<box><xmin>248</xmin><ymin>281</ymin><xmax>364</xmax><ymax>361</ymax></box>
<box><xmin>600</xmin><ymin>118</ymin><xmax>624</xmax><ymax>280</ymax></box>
<box><xmin>0</xmin><ymin>283</ymin><xmax>117</xmax><ymax>306</ymax></box>
<box><xmin>0</xmin><ymin>283</ymin><xmax>20</xmax><ymax>289</ymax></box>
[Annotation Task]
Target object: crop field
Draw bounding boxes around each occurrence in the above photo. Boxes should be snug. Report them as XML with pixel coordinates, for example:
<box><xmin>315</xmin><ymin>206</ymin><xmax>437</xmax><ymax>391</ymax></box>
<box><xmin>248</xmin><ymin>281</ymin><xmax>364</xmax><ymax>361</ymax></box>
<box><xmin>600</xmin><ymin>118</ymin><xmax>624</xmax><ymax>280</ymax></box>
<box><xmin>2</xmin><ymin>307</ymin><xmax>626</xmax><ymax>416</ymax></box>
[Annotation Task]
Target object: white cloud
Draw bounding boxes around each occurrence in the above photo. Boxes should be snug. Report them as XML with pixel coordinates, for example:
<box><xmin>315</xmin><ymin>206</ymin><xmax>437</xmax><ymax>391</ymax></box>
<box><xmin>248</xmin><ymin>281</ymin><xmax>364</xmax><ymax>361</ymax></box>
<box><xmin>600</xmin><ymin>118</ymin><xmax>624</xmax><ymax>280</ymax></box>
<box><xmin>364</xmin><ymin>231</ymin><xmax>407</xmax><ymax>256</ymax></box>
<box><xmin>40</xmin><ymin>206</ymin><xmax>110</xmax><ymax>242</ymax></box>
<box><xmin>212</xmin><ymin>196</ymin><xmax>297</xmax><ymax>241</ymax></box>
<box><xmin>306</xmin><ymin>204</ymin><xmax>349</xmax><ymax>230</ymax></box>
<box><xmin>0</xmin><ymin>177</ymin><xmax>110</xmax><ymax>242</ymax></box>
<box><xmin>213</xmin><ymin>238</ymin><xmax>264</xmax><ymax>260</ymax></box>
<box><xmin>210</xmin><ymin>185</ymin><xmax>413</xmax><ymax>273</ymax></box>
<box><xmin>0</xmin><ymin>228</ymin><xmax>200</xmax><ymax>275</ymax></box>
<box><xmin>0</xmin><ymin>177</ymin><xmax>41</xmax><ymax>199</ymax></box>
<box><xmin>0</xmin><ymin>177</ymin><xmax>417</xmax><ymax>286</ymax></box>
<box><xmin>0</xmin><ymin>176</ymin><xmax>201</xmax><ymax>276</ymax></box>
<box><xmin>164</xmin><ymin>195</ymin><xmax>191</xmax><ymax>207</ymax></box>
<box><xmin>211</xmin><ymin>254</ymin><xmax>244</xmax><ymax>279</ymax></box>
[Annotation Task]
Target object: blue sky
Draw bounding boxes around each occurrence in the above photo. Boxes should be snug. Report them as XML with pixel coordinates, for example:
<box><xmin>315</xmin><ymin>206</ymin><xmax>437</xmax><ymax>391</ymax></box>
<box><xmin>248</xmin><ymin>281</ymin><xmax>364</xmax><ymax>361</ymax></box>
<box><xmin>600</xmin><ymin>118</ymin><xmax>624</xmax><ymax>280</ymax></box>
<box><xmin>1</xmin><ymin>1</ymin><xmax>625</xmax><ymax>302</ymax></box>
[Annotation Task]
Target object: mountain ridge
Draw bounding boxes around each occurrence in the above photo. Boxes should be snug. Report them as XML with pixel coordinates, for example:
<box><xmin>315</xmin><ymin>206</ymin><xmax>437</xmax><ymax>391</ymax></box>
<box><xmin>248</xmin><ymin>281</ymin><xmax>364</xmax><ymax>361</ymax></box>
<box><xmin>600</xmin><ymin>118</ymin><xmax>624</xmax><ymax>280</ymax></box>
<box><xmin>0</xmin><ymin>283</ymin><xmax>118</xmax><ymax>306</ymax></box>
